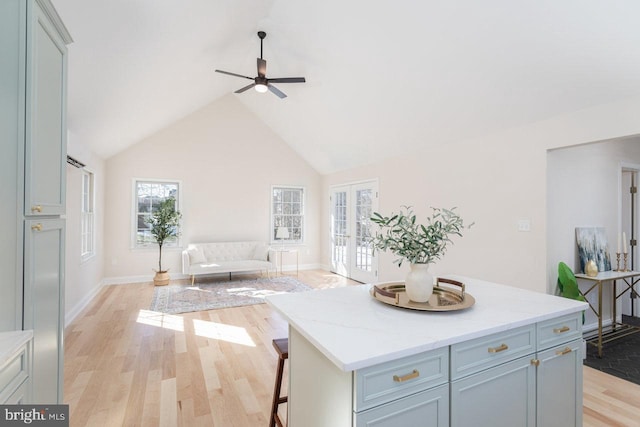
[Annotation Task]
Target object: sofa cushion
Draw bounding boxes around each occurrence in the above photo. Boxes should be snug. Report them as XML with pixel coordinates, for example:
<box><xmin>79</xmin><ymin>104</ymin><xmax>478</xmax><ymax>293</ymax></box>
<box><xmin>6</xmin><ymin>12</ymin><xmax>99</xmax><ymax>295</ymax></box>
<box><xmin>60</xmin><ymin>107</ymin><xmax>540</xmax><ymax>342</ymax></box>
<box><xmin>187</xmin><ymin>246</ymin><xmax>207</xmax><ymax>265</ymax></box>
<box><xmin>188</xmin><ymin>259</ymin><xmax>272</xmax><ymax>275</ymax></box>
<box><xmin>202</xmin><ymin>242</ymin><xmax>256</xmax><ymax>262</ymax></box>
<box><xmin>252</xmin><ymin>243</ymin><xmax>270</xmax><ymax>261</ymax></box>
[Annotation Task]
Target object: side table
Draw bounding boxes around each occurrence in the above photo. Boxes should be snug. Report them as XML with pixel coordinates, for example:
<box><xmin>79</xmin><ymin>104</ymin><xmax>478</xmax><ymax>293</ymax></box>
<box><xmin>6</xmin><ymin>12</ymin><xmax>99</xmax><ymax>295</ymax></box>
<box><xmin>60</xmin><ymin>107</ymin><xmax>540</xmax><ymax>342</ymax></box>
<box><xmin>575</xmin><ymin>270</ymin><xmax>640</xmax><ymax>357</ymax></box>
<box><xmin>272</xmin><ymin>248</ymin><xmax>299</xmax><ymax>277</ymax></box>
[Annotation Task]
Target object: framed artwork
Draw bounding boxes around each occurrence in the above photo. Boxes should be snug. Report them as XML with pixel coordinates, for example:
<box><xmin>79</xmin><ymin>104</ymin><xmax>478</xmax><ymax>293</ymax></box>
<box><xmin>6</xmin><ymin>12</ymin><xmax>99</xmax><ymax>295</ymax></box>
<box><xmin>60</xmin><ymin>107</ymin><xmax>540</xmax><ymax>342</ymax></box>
<box><xmin>575</xmin><ymin>227</ymin><xmax>612</xmax><ymax>273</ymax></box>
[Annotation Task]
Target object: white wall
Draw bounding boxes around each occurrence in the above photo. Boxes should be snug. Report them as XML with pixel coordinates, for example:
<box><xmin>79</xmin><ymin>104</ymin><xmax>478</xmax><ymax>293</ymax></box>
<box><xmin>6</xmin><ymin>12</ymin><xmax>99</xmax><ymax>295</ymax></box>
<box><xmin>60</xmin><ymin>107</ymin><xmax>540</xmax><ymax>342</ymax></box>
<box><xmin>65</xmin><ymin>141</ymin><xmax>106</xmax><ymax>326</ymax></box>
<box><xmin>322</xmin><ymin>132</ymin><xmax>547</xmax><ymax>290</ymax></box>
<box><xmin>547</xmin><ymin>137</ymin><xmax>640</xmax><ymax>328</ymax></box>
<box><xmin>322</xmin><ymin>96</ymin><xmax>640</xmax><ymax>293</ymax></box>
<box><xmin>103</xmin><ymin>95</ymin><xmax>322</xmax><ymax>282</ymax></box>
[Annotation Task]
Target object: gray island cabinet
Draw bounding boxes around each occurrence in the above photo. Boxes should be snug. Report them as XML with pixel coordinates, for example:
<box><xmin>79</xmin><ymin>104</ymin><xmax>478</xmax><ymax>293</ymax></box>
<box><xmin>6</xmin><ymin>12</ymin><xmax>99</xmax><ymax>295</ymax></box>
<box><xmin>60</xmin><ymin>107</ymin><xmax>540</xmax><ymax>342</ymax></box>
<box><xmin>266</xmin><ymin>276</ymin><xmax>587</xmax><ymax>427</ymax></box>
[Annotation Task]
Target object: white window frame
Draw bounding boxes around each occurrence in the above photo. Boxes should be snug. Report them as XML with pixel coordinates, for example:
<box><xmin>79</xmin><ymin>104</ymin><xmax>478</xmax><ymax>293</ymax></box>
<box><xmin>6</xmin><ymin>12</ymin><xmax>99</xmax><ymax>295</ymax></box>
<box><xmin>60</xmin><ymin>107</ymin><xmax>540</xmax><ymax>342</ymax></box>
<box><xmin>81</xmin><ymin>169</ymin><xmax>95</xmax><ymax>261</ymax></box>
<box><xmin>271</xmin><ymin>185</ymin><xmax>305</xmax><ymax>245</ymax></box>
<box><xmin>132</xmin><ymin>178</ymin><xmax>182</xmax><ymax>249</ymax></box>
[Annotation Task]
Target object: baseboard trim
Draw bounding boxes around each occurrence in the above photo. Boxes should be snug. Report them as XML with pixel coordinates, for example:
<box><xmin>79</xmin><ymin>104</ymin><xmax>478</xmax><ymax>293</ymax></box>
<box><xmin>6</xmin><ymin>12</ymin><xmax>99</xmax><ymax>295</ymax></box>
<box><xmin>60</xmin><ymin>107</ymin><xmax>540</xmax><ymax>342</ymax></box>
<box><xmin>101</xmin><ymin>274</ymin><xmax>188</xmax><ymax>285</ymax></box>
<box><xmin>582</xmin><ymin>317</ymin><xmax>615</xmax><ymax>334</ymax></box>
<box><xmin>279</xmin><ymin>263</ymin><xmax>324</xmax><ymax>273</ymax></box>
<box><xmin>102</xmin><ymin>265</ymin><xmax>327</xmax><ymax>285</ymax></box>
<box><xmin>64</xmin><ymin>281</ymin><xmax>104</xmax><ymax>327</ymax></box>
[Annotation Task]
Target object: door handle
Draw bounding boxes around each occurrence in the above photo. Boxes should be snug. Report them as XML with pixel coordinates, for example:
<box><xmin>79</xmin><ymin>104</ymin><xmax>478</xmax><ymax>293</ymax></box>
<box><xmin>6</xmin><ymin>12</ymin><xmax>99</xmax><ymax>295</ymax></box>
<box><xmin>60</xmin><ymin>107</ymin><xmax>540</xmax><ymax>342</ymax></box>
<box><xmin>31</xmin><ymin>223</ymin><xmax>43</xmax><ymax>232</ymax></box>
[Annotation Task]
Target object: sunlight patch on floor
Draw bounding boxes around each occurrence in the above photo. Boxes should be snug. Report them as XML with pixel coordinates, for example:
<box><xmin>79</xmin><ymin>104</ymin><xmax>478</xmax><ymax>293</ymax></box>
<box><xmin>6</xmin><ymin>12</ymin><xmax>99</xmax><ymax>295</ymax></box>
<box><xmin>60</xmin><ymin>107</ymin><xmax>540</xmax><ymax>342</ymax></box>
<box><xmin>136</xmin><ymin>309</ymin><xmax>185</xmax><ymax>332</ymax></box>
<box><xmin>193</xmin><ymin>318</ymin><xmax>256</xmax><ymax>347</ymax></box>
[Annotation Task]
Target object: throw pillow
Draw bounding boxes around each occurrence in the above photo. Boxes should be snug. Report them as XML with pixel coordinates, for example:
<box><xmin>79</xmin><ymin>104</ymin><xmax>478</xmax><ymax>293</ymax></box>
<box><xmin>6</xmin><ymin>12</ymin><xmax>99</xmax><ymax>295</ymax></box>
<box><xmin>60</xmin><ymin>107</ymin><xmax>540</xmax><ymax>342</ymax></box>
<box><xmin>187</xmin><ymin>247</ymin><xmax>207</xmax><ymax>264</ymax></box>
<box><xmin>252</xmin><ymin>244</ymin><xmax>269</xmax><ymax>261</ymax></box>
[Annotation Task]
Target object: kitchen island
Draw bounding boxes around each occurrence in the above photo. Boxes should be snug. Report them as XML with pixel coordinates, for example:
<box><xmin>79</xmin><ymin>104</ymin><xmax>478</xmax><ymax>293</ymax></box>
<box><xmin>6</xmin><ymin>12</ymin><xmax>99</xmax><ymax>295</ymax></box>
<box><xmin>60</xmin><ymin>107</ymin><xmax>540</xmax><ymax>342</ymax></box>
<box><xmin>266</xmin><ymin>276</ymin><xmax>588</xmax><ymax>427</ymax></box>
<box><xmin>0</xmin><ymin>330</ymin><xmax>33</xmax><ymax>404</ymax></box>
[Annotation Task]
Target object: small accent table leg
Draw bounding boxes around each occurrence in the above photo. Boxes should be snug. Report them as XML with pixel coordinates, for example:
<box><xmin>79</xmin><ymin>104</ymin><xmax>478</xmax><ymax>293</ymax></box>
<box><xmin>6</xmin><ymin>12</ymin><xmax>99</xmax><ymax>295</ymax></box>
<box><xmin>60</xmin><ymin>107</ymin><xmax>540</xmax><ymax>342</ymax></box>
<box><xmin>598</xmin><ymin>280</ymin><xmax>603</xmax><ymax>358</ymax></box>
<box><xmin>613</xmin><ymin>280</ymin><xmax>617</xmax><ymax>332</ymax></box>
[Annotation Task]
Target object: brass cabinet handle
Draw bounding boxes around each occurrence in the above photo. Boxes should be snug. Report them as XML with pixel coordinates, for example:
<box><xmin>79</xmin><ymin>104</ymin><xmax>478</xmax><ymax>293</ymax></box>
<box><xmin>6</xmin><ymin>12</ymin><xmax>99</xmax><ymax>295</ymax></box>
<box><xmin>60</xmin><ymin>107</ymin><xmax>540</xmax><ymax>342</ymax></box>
<box><xmin>31</xmin><ymin>205</ymin><xmax>42</xmax><ymax>213</ymax></box>
<box><xmin>556</xmin><ymin>347</ymin><xmax>572</xmax><ymax>356</ymax></box>
<box><xmin>553</xmin><ymin>326</ymin><xmax>570</xmax><ymax>334</ymax></box>
<box><xmin>393</xmin><ymin>369</ymin><xmax>420</xmax><ymax>383</ymax></box>
<box><xmin>531</xmin><ymin>359</ymin><xmax>540</xmax><ymax>367</ymax></box>
<box><xmin>488</xmin><ymin>343</ymin><xmax>509</xmax><ymax>353</ymax></box>
<box><xmin>31</xmin><ymin>223</ymin><xmax>43</xmax><ymax>232</ymax></box>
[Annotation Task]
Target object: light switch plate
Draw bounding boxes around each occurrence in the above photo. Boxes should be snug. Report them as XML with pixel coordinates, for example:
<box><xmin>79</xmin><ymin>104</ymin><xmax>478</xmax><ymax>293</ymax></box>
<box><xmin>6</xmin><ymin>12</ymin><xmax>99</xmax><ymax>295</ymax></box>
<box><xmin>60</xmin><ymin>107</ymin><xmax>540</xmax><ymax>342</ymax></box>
<box><xmin>517</xmin><ymin>219</ymin><xmax>531</xmax><ymax>232</ymax></box>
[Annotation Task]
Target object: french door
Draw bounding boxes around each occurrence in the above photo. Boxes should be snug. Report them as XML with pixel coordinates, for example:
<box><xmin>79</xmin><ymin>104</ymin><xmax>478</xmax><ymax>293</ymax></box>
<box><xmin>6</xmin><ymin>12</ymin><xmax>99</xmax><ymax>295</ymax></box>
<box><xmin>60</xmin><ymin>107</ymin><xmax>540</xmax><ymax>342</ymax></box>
<box><xmin>621</xmin><ymin>166</ymin><xmax>640</xmax><ymax>317</ymax></box>
<box><xmin>330</xmin><ymin>181</ymin><xmax>378</xmax><ymax>283</ymax></box>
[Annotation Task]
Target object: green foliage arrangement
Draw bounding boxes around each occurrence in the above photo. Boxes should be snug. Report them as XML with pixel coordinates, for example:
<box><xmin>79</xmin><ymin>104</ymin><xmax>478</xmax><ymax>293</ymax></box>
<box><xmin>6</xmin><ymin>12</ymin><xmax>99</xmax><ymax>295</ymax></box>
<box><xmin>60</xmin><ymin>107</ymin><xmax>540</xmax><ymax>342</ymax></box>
<box><xmin>557</xmin><ymin>261</ymin><xmax>586</xmax><ymax>323</ymax></box>
<box><xmin>370</xmin><ymin>206</ymin><xmax>471</xmax><ymax>267</ymax></box>
<box><xmin>145</xmin><ymin>197</ymin><xmax>182</xmax><ymax>272</ymax></box>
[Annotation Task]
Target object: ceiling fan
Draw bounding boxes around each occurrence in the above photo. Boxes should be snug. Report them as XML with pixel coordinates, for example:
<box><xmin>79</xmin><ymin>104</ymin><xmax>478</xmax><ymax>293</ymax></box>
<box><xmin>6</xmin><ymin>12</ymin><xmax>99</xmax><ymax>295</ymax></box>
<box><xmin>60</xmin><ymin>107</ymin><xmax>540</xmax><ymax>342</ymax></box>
<box><xmin>215</xmin><ymin>31</ymin><xmax>306</xmax><ymax>99</ymax></box>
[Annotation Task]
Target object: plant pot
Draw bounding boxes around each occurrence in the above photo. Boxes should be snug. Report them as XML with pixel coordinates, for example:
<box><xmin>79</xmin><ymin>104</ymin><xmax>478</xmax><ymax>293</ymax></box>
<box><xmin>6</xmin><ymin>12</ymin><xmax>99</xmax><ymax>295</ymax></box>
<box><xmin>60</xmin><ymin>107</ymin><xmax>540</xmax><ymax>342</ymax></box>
<box><xmin>405</xmin><ymin>263</ymin><xmax>434</xmax><ymax>303</ymax></box>
<box><xmin>153</xmin><ymin>270</ymin><xmax>170</xmax><ymax>286</ymax></box>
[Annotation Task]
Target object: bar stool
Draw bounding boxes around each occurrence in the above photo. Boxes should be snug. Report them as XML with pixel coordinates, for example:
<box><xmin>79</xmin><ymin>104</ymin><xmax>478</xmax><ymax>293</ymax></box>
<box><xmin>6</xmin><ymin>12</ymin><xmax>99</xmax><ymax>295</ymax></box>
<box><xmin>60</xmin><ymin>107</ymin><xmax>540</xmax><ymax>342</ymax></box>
<box><xmin>270</xmin><ymin>338</ymin><xmax>289</xmax><ymax>427</ymax></box>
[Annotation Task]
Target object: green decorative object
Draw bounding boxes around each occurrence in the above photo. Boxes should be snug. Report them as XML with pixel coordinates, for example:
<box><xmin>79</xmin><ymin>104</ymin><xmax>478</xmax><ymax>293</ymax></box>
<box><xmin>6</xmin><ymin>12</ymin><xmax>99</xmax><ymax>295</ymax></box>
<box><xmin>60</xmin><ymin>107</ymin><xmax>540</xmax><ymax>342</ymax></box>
<box><xmin>370</xmin><ymin>206</ymin><xmax>472</xmax><ymax>267</ymax></box>
<box><xmin>146</xmin><ymin>197</ymin><xmax>182</xmax><ymax>284</ymax></box>
<box><xmin>557</xmin><ymin>261</ymin><xmax>586</xmax><ymax>323</ymax></box>
<box><xmin>370</xmin><ymin>206</ymin><xmax>472</xmax><ymax>302</ymax></box>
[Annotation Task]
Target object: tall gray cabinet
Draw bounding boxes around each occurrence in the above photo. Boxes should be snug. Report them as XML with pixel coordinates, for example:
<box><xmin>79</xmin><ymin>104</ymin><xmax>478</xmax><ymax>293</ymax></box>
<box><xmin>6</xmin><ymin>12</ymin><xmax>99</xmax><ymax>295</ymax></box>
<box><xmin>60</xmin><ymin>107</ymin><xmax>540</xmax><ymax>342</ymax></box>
<box><xmin>0</xmin><ymin>0</ymin><xmax>71</xmax><ymax>404</ymax></box>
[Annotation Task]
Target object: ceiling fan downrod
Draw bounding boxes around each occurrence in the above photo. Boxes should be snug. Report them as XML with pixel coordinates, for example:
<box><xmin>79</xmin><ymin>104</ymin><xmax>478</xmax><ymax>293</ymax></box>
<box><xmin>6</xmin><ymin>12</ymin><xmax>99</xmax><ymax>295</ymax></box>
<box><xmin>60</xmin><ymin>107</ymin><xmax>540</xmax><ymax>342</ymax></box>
<box><xmin>258</xmin><ymin>31</ymin><xmax>266</xmax><ymax>59</ymax></box>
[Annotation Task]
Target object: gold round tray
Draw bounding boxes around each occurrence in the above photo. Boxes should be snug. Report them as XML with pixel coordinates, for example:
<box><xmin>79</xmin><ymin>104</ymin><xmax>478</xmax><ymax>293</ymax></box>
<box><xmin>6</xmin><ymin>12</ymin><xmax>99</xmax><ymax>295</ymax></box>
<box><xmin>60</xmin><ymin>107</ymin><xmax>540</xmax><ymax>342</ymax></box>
<box><xmin>370</xmin><ymin>278</ymin><xmax>475</xmax><ymax>312</ymax></box>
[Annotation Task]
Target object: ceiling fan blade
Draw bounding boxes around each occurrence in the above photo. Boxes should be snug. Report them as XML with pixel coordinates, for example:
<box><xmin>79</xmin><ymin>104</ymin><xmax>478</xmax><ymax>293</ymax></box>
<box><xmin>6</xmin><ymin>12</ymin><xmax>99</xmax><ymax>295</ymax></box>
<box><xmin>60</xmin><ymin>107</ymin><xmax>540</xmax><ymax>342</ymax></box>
<box><xmin>215</xmin><ymin>69</ymin><xmax>253</xmax><ymax>80</ymax></box>
<box><xmin>235</xmin><ymin>83</ymin><xmax>256</xmax><ymax>93</ymax></box>
<box><xmin>268</xmin><ymin>77</ymin><xmax>306</xmax><ymax>84</ymax></box>
<box><xmin>268</xmin><ymin>84</ymin><xmax>287</xmax><ymax>99</ymax></box>
<box><xmin>257</xmin><ymin>58</ymin><xmax>267</xmax><ymax>78</ymax></box>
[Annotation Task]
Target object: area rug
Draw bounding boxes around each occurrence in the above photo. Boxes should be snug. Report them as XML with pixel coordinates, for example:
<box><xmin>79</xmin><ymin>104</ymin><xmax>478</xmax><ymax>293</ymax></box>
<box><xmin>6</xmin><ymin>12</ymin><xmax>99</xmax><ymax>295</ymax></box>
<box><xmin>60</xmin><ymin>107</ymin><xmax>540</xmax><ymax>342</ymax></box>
<box><xmin>583</xmin><ymin>315</ymin><xmax>640</xmax><ymax>386</ymax></box>
<box><xmin>150</xmin><ymin>276</ymin><xmax>312</xmax><ymax>314</ymax></box>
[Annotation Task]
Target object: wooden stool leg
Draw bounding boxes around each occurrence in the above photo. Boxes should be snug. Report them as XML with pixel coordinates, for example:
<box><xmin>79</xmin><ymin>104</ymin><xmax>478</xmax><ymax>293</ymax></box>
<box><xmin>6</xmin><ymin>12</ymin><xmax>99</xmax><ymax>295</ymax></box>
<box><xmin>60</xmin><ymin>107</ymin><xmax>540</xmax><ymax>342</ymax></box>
<box><xmin>270</xmin><ymin>356</ymin><xmax>286</xmax><ymax>427</ymax></box>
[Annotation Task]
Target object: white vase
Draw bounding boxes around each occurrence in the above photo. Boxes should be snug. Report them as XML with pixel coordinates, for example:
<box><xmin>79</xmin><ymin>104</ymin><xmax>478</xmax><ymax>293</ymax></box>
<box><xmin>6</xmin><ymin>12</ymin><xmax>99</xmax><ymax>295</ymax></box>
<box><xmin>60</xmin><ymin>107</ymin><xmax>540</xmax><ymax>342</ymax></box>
<box><xmin>405</xmin><ymin>263</ymin><xmax>434</xmax><ymax>303</ymax></box>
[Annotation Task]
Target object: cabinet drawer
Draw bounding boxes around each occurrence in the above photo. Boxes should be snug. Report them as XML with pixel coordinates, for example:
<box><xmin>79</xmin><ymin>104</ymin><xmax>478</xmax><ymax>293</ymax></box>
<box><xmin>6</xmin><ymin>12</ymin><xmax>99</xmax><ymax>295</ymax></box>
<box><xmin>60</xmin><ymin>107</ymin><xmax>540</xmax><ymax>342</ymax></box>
<box><xmin>354</xmin><ymin>383</ymin><xmax>449</xmax><ymax>427</ymax></box>
<box><xmin>3</xmin><ymin>378</ymin><xmax>28</xmax><ymax>405</ymax></box>
<box><xmin>354</xmin><ymin>347</ymin><xmax>448</xmax><ymax>412</ymax></box>
<box><xmin>451</xmin><ymin>324</ymin><xmax>535</xmax><ymax>380</ymax></box>
<box><xmin>537</xmin><ymin>313</ymin><xmax>582</xmax><ymax>351</ymax></box>
<box><xmin>0</xmin><ymin>348</ymin><xmax>28</xmax><ymax>404</ymax></box>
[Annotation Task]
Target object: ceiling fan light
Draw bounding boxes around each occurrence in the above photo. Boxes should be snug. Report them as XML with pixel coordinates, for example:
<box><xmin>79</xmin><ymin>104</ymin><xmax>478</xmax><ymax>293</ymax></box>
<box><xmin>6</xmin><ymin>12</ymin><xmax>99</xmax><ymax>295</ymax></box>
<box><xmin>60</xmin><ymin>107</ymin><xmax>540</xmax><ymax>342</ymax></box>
<box><xmin>255</xmin><ymin>83</ymin><xmax>268</xmax><ymax>93</ymax></box>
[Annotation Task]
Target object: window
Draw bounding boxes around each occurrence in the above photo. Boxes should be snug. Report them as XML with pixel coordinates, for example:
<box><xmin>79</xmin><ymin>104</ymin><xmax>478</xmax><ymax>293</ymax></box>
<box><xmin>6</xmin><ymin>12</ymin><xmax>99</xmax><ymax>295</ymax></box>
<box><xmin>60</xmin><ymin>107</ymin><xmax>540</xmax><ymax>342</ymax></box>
<box><xmin>271</xmin><ymin>186</ymin><xmax>304</xmax><ymax>244</ymax></box>
<box><xmin>134</xmin><ymin>180</ymin><xmax>181</xmax><ymax>248</ymax></box>
<box><xmin>81</xmin><ymin>170</ymin><xmax>95</xmax><ymax>260</ymax></box>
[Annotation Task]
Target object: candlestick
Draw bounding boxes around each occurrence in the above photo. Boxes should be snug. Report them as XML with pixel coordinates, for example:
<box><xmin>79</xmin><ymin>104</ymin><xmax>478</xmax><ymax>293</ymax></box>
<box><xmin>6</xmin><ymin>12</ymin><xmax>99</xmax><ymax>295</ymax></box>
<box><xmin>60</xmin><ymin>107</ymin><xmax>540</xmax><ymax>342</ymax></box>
<box><xmin>623</xmin><ymin>252</ymin><xmax>629</xmax><ymax>272</ymax></box>
<box><xmin>615</xmin><ymin>252</ymin><xmax>621</xmax><ymax>272</ymax></box>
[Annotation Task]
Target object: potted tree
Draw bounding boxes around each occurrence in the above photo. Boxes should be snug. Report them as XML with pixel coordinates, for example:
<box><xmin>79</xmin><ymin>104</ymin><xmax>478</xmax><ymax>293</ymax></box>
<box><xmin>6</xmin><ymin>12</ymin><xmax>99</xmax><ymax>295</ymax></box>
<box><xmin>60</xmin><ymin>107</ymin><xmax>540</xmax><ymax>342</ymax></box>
<box><xmin>370</xmin><ymin>206</ymin><xmax>471</xmax><ymax>302</ymax></box>
<box><xmin>146</xmin><ymin>197</ymin><xmax>182</xmax><ymax>286</ymax></box>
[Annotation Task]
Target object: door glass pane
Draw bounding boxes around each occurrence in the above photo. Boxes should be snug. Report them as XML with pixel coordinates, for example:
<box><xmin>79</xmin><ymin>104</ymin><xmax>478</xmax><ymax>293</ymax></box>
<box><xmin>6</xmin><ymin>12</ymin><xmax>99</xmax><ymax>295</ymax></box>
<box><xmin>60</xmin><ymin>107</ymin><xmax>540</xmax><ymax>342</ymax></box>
<box><xmin>332</xmin><ymin>191</ymin><xmax>348</xmax><ymax>266</ymax></box>
<box><xmin>355</xmin><ymin>189</ymin><xmax>372</xmax><ymax>272</ymax></box>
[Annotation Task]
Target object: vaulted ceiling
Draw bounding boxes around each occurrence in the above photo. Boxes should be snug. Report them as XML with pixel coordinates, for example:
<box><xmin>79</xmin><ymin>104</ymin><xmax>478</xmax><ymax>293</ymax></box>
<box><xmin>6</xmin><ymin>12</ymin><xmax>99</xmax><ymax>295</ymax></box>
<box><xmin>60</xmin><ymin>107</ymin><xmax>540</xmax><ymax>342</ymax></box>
<box><xmin>52</xmin><ymin>0</ymin><xmax>640</xmax><ymax>174</ymax></box>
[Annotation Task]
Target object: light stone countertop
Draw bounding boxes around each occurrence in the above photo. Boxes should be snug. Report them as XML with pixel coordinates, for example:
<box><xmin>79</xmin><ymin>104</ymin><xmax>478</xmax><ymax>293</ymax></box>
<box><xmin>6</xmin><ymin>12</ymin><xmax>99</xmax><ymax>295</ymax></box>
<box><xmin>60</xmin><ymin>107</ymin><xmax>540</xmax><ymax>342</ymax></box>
<box><xmin>0</xmin><ymin>330</ymin><xmax>33</xmax><ymax>368</ymax></box>
<box><xmin>266</xmin><ymin>276</ymin><xmax>588</xmax><ymax>372</ymax></box>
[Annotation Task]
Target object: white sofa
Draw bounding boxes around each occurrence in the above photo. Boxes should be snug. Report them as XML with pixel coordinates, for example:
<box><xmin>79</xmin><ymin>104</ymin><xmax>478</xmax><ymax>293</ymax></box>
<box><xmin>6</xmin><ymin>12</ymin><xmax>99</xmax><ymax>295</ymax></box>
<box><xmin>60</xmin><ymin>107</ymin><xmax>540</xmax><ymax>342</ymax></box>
<box><xmin>181</xmin><ymin>241</ymin><xmax>274</xmax><ymax>285</ymax></box>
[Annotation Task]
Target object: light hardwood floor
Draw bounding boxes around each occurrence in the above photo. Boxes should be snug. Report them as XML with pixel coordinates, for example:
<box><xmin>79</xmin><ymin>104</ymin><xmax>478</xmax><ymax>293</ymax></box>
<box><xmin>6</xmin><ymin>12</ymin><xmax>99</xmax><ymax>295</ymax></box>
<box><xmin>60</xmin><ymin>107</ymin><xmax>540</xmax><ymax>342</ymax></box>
<box><xmin>64</xmin><ymin>270</ymin><xmax>640</xmax><ymax>426</ymax></box>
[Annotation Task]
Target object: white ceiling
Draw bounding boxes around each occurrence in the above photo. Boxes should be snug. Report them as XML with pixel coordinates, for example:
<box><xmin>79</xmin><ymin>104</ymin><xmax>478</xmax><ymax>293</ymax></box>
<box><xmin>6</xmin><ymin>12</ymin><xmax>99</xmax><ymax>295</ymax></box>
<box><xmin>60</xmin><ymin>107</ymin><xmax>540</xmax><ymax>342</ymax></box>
<box><xmin>52</xmin><ymin>0</ymin><xmax>640</xmax><ymax>174</ymax></box>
